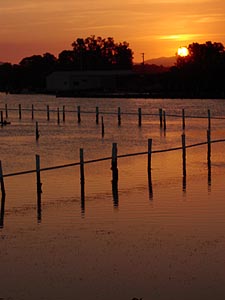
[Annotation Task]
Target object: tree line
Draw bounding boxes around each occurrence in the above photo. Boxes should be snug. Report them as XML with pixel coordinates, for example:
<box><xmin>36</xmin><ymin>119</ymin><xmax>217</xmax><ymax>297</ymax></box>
<box><xmin>0</xmin><ymin>36</ymin><xmax>133</xmax><ymax>92</ymax></box>
<box><xmin>0</xmin><ymin>38</ymin><xmax>225</xmax><ymax>98</ymax></box>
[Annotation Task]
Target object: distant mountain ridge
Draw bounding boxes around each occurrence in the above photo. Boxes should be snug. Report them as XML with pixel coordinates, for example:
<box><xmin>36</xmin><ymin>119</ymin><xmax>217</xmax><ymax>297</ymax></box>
<box><xmin>144</xmin><ymin>56</ymin><xmax>176</xmax><ymax>67</ymax></box>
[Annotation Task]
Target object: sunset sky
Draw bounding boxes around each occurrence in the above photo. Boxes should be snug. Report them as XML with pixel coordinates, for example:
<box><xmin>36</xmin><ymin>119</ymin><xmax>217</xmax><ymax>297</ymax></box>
<box><xmin>0</xmin><ymin>0</ymin><xmax>225</xmax><ymax>64</ymax></box>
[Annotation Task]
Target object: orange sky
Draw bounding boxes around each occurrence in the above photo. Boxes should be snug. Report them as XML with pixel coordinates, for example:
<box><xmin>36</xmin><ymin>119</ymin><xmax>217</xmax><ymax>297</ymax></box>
<box><xmin>0</xmin><ymin>0</ymin><xmax>225</xmax><ymax>64</ymax></box>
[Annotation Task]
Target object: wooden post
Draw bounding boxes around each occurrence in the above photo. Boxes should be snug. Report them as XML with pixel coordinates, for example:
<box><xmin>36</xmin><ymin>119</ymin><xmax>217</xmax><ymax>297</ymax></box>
<box><xmin>111</xmin><ymin>143</ymin><xmax>118</xmax><ymax>181</ymax></box>
<box><xmin>96</xmin><ymin>107</ymin><xmax>99</xmax><ymax>124</ymax></box>
<box><xmin>182</xmin><ymin>108</ymin><xmax>185</xmax><ymax>130</ymax></box>
<box><xmin>32</xmin><ymin>104</ymin><xmax>34</xmax><ymax>120</ymax></box>
<box><xmin>5</xmin><ymin>104</ymin><xmax>8</xmax><ymax>119</ymax></box>
<box><xmin>182</xmin><ymin>133</ymin><xmax>186</xmax><ymax>177</ymax></box>
<box><xmin>57</xmin><ymin>107</ymin><xmax>60</xmax><ymax>124</ymax></box>
<box><xmin>159</xmin><ymin>108</ymin><xmax>163</xmax><ymax>128</ymax></box>
<box><xmin>80</xmin><ymin>148</ymin><xmax>85</xmax><ymax>213</ymax></box>
<box><xmin>77</xmin><ymin>106</ymin><xmax>81</xmax><ymax>123</ymax></box>
<box><xmin>0</xmin><ymin>111</ymin><xmax>3</xmax><ymax>127</ymax></box>
<box><xmin>47</xmin><ymin>105</ymin><xmax>50</xmax><ymax>121</ymax></box>
<box><xmin>163</xmin><ymin>110</ymin><xmax>166</xmax><ymax>131</ymax></box>
<box><xmin>63</xmin><ymin>105</ymin><xmax>65</xmax><ymax>122</ymax></box>
<box><xmin>147</xmin><ymin>138</ymin><xmax>152</xmax><ymax>175</ymax></box>
<box><xmin>36</xmin><ymin>155</ymin><xmax>42</xmax><ymax>194</ymax></box>
<box><xmin>36</xmin><ymin>121</ymin><xmax>40</xmax><ymax>140</ymax></box>
<box><xmin>207</xmin><ymin>129</ymin><xmax>211</xmax><ymax>186</ymax></box>
<box><xmin>138</xmin><ymin>108</ymin><xmax>142</xmax><ymax>127</ymax></box>
<box><xmin>101</xmin><ymin>116</ymin><xmax>105</xmax><ymax>137</ymax></box>
<box><xmin>0</xmin><ymin>161</ymin><xmax>6</xmax><ymax>197</ymax></box>
<box><xmin>118</xmin><ymin>107</ymin><xmax>121</xmax><ymax>126</ymax></box>
<box><xmin>19</xmin><ymin>104</ymin><xmax>22</xmax><ymax>119</ymax></box>
<box><xmin>208</xmin><ymin>109</ymin><xmax>211</xmax><ymax>132</ymax></box>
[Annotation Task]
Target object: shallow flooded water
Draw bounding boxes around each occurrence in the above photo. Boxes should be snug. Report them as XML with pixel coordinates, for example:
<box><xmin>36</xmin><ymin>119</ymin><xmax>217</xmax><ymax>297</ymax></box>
<box><xmin>0</xmin><ymin>94</ymin><xmax>225</xmax><ymax>300</ymax></box>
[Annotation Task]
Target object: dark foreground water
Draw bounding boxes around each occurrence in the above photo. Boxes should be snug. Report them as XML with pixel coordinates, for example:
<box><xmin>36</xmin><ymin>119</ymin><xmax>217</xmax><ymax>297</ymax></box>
<box><xmin>0</xmin><ymin>94</ymin><xmax>225</xmax><ymax>300</ymax></box>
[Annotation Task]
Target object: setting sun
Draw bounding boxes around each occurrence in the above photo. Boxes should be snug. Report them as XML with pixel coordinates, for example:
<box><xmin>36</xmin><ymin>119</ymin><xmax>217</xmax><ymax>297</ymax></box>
<box><xmin>177</xmin><ymin>47</ymin><xmax>189</xmax><ymax>57</ymax></box>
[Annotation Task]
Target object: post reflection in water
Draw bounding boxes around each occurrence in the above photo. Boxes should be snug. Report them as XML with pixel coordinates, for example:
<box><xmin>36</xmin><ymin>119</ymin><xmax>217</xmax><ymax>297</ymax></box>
<box><xmin>208</xmin><ymin>158</ymin><xmax>211</xmax><ymax>190</ymax></box>
<box><xmin>148</xmin><ymin>172</ymin><xmax>153</xmax><ymax>200</ymax></box>
<box><xmin>37</xmin><ymin>191</ymin><xmax>42</xmax><ymax>223</ymax></box>
<box><xmin>0</xmin><ymin>194</ymin><xmax>5</xmax><ymax>228</ymax></box>
<box><xmin>112</xmin><ymin>178</ymin><xmax>119</xmax><ymax>208</ymax></box>
<box><xmin>81</xmin><ymin>183</ymin><xmax>85</xmax><ymax>216</ymax></box>
<box><xmin>182</xmin><ymin>175</ymin><xmax>187</xmax><ymax>193</ymax></box>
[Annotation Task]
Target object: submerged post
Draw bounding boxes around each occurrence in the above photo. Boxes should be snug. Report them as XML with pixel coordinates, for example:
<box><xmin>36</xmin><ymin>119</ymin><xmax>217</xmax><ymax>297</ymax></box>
<box><xmin>96</xmin><ymin>107</ymin><xmax>99</xmax><ymax>124</ymax></box>
<box><xmin>80</xmin><ymin>148</ymin><xmax>85</xmax><ymax>211</ymax></box>
<box><xmin>159</xmin><ymin>108</ymin><xmax>163</xmax><ymax>128</ymax></box>
<box><xmin>77</xmin><ymin>106</ymin><xmax>81</xmax><ymax>123</ymax></box>
<box><xmin>5</xmin><ymin>104</ymin><xmax>8</xmax><ymax>119</ymax></box>
<box><xmin>138</xmin><ymin>108</ymin><xmax>142</xmax><ymax>127</ymax></box>
<box><xmin>118</xmin><ymin>107</ymin><xmax>121</xmax><ymax>126</ymax></box>
<box><xmin>207</xmin><ymin>129</ymin><xmax>211</xmax><ymax>168</ymax></box>
<box><xmin>163</xmin><ymin>110</ymin><xmax>166</xmax><ymax>131</ymax></box>
<box><xmin>182</xmin><ymin>108</ymin><xmax>185</xmax><ymax>130</ymax></box>
<box><xmin>36</xmin><ymin>155</ymin><xmax>42</xmax><ymax>194</ymax></box>
<box><xmin>63</xmin><ymin>105</ymin><xmax>65</xmax><ymax>122</ymax></box>
<box><xmin>32</xmin><ymin>104</ymin><xmax>34</xmax><ymax>120</ymax></box>
<box><xmin>208</xmin><ymin>109</ymin><xmax>211</xmax><ymax>132</ymax></box>
<box><xmin>101</xmin><ymin>116</ymin><xmax>105</xmax><ymax>137</ymax></box>
<box><xmin>182</xmin><ymin>133</ymin><xmax>186</xmax><ymax>177</ymax></box>
<box><xmin>35</xmin><ymin>121</ymin><xmax>40</xmax><ymax>140</ymax></box>
<box><xmin>19</xmin><ymin>104</ymin><xmax>22</xmax><ymax>119</ymax></box>
<box><xmin>147</xmin><ymin>138</ymin><xmax>152</xmax><ymax>175</ymax></box>
<box><xmin>111</xmin><ymin>143</ymin><xmax>118</xmax><ymax>182</ymax></box>
<box><xmin>47</xmin><ymin>105</ymin><xmax>50</xmax><ymax>121</ymax></box>
<box><xmin>0</xmin><ymin>161</ymin><xmax>6</xmax><ymax>197</ymax></box>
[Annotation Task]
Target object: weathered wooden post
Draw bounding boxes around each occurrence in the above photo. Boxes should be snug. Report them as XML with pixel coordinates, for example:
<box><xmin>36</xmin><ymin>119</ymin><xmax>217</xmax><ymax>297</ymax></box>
<box><xmin>182</xmin><ymin>133</ymin><xmax>186</xmax><ymax>177</ymax></box>
<box><xmin>101</xmin><ymin>116</ymin><xmax>105</xmax><ymax>137</ymax></box>
<box><xmin>47</xmin><ymin>105</ymin><xmax>50</xmax><ymax>121</ymax></box>
<box><xmin>32</xmin><ymin>104</ymin><xmax>34</xmax><ymax>120</ymax></box>
<box><xmin>111</xmin><ymin>143</ymin><xmax>118</xmax><ymax>182</ymax></box>
<box><xmin>63</xmin><ymin>105</ymin><xmax>65</xmax><ymax>122</ymax></box>
<box><xmin>80</xmin><ymin>148</ymin><xmax>85</xmax><ymax>213</ymax></box>
<box><xmin>77</xmin><ymin>106</ymin><xmax>81</xmax><ymax>123</ymax></box>
<box><xmin>96</xmin><ymin>107</ymin><xmax>99</xmax><ymax>124</ymax></box>
<box><xmin>36</xmin><ymin>155</ymin><xmax>42</xmax><ymax>194</ymax></box>
<box><xmin>138</xmin><ymin>108</ymin><xmax>142</xmax><ymax>127</ymax></box>
<box><xmin>208</xmin><ymin>109</ymin><xmax>211</xmax><ymax>132</ymax></box>
<box><xmin>118</xmin><ymin>107</ymin><xmax>121</xmax><ymax>126</ymax></box>
<box><xmin>207</xmin><ymin>129</ymin><xmax>211</xmax><ymax>186</ymax></box>
<box><xmin>163</xmin><ymin>110</ymin><xmax>166</xmax><ymax>131</ymax></box>
<box><xmin>19</xmin><ymin>104</ymin><xmax>22</xmax><ymax>119</ymax></box>
<box><xmin>159</xmin><ymin>108</ymin><xmax>163</xmax><ymax>128</ymax></box>
<box><xmin>57</xmin><ymin>107</ymin><xmax>60</xmax><ymax>124</ymax></box>
<box><xmin>0</xmin><ymin>111</ymin><xmax>3</xmax><ymax>126</ymax></box>
<box><xmin>5</xmin><ymin>104</ymin><xmax>8</xmax><ymax>119</ymax></box>
<box><xmin>35</xmin><ymin>121</ymin><xmax>40</xmax><ymax>140</ymax></box>
<box><xmin>182</xmin><ymin>108</ymin><xmax>185</xmax><ymax>130</ymax></box>
<box><xmin>0</xmin><ymin>161</ymin><xmax>6</xmax><ymax>197</ymax></box>
<box><xmin>147</xmin><ymin>138</ymin><xmax>152</xmax><ymax>175</ymax></box>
